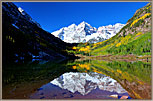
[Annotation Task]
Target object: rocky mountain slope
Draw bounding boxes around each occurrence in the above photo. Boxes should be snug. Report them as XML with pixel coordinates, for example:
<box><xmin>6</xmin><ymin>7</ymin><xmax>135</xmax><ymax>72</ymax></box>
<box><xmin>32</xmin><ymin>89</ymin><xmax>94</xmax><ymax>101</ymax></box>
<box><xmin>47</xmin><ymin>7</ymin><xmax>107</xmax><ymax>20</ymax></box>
<box><xmin>52</xmin><ymin>21</ymin><xmax>125</xmax><ymax>43</ymax></box>
<box><xmin>2</xmin><ymin>2</ymin><xmax>76</xmax><ymax>63</ymax></box>
<box><xmin>118</xmin><ymin>3</ymin><xmax>151</xmax><ymax>37</ymax></box>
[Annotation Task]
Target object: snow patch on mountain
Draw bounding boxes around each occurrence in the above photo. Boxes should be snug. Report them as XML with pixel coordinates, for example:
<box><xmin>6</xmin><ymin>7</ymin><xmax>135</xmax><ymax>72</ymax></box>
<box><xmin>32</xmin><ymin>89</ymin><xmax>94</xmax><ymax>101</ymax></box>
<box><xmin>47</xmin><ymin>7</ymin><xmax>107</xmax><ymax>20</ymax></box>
<box><xmin>18</xmin><ymin>7</ymin><xmax>25</xmax><ymax>15</ymax></box>
<box><xmin>17</xmin><ymin>6</ymin><xmax>41</xmax><ymax>28</ymax></box>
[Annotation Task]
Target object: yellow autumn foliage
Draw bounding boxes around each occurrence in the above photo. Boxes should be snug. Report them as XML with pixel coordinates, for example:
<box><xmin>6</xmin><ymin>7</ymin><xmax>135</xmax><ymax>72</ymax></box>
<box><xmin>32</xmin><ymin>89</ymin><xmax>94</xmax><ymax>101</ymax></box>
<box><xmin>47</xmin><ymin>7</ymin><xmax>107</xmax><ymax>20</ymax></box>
<box><xmin>131</xmin><ymin>90</ymin><xmax>142</xmax><ymax>99</ymax></box>
<box><xmin>137</xmin><ymin>80</ymin><xmax>144</xmax><ymax>85</ymax></box>
<box><xmin>72</xmin><ymin>66</ymin><xmax>77</xmax><ymax>69</ymax></box>
<box><xmin>6</xmin><ymin>35</ymin><xmax>15</xmax><ymax>43</ymax></box>
<box><xmin>93</xmin><ymin>42</ymin><xmax>102</xmax><ymax>46</ymax></box>
<box><xmin>72</xmin><ymin>46</ymin><xmax>77</xmax><ymax>50</ymax></box>
<box><xmin>79</xmin><ymin>47</ymin><xmax>87</xmax><ymax>51</ymax></box>
<box><xmin>86</xmin><ymin>46</ymin><xmax>90</xmax><ymax>49</ymax></box>
<box><xmin>78</xmin><ymin>64</ymin><xmax>90</xmax><ymax>70</ymax></box>
<box><xmin>121</xmin><ymin>72</ymin><xmax>132</xmax><ymax>81</ymax></box>
<box><xmin>114</xmin><ymin>40</ymin><xmax>119</xmax><ymax>44</ymax></box>
<box><xmin>136</xmin><ymin>32</ymin><xmax>143</xmax><ymax>37</ymax></box>
<box><xmin>117</xmin><ymin>69</ymin><xmax>122</xmax><ymax>74</ymax></box>
<box><xmin>92</xmin><ymin>41</ymin><xmax>105</xmax><ymax>49</ymax></box>
<box><xmin>116</xmin><ymin>35</ymin><xmax>131</xmax><ymax>47</ymax></box>
<box><xmin>79</xmin><ymin>46</ymin><xmax>90</xmax><ymax>52</ymax></box>
<box><xmin>146</xmin><ymin>5</ymin><xmax>151</xmax><ymax>9</ymax></box>
<box><xmin>116</xmin><ymin>42</ymin><xmax>121</xmax><ymax>47</ymax></box>
<box><xmin>130</xmin><ymin>13</ymin><xmax>151</xmax><ymax>27</ymax></box>
<box><xmin>93</xmin><ymin>68</ymin><xmax>102</xmax><ymax>74</ymax></box>
<box><xmin>101</xmin><ymin>43</ymin><xmax>113</xmax><ymax>50</ymax></box>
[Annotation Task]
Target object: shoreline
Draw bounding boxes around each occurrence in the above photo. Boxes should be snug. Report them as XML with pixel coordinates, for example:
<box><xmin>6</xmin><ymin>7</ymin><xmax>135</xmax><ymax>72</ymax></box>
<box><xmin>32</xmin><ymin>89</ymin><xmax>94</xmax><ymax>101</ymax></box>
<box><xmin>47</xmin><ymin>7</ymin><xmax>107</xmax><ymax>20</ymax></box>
<box><xmin>76</xmin><ymin>54</ymin><xmax>151</xmax><ymax>62</ymax></box>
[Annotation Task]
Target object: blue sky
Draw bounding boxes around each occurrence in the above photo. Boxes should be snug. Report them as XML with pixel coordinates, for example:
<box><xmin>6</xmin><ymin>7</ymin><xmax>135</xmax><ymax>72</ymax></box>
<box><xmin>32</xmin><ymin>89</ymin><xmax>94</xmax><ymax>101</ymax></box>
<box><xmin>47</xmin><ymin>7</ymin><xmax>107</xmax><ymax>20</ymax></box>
<box><xmin>13</xmin><ymin>2</ymin><xmax>149</xmax><ymax>33</ymax></box>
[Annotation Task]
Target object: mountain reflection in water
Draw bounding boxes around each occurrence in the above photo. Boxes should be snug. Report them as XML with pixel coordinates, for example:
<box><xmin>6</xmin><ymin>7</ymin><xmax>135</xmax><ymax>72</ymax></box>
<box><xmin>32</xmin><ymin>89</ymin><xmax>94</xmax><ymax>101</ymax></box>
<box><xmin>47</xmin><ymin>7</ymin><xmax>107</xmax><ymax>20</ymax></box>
<box><xmin>3</xmin><ymin>59</ymin><xmax>151</xmax><ymax>99</ymax></box>
<box><xmin>30</xmin><ymin>72</ymin><xmax>129</xmax><ymax>99</ymax></box>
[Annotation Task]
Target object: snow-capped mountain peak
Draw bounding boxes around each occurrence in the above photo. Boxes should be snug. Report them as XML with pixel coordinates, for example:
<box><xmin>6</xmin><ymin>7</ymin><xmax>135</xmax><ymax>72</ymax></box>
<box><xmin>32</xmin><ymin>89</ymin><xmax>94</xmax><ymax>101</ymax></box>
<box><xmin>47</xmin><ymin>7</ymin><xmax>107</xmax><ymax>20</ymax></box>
<box><xmin>77</xmin><ymin>21</ymin><xmax>93</xmax><ymax>29</ymax></box>
<box><xmin>51</xmin><ymin>22</ymin><xmax>125</xmax><ymax>43</ymax></box>
<box><xmin>79</xmin><ymin>21</ymin><xmax>87</xmax><ymax>26</ymax></box>
<box><xmin>68</xmin><ymin>24</ymin><xmax>77</xmax><ymax>29</ymax></box>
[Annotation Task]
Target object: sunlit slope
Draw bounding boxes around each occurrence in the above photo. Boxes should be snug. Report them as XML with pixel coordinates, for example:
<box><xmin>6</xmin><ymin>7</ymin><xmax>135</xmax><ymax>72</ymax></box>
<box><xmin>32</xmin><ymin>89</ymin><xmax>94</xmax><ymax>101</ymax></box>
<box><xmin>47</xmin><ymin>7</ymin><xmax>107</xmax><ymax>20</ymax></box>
<box><xmin>72</xmin><ymin>3</ymin><xmax>151</xmax><ymax>56</ymax></box>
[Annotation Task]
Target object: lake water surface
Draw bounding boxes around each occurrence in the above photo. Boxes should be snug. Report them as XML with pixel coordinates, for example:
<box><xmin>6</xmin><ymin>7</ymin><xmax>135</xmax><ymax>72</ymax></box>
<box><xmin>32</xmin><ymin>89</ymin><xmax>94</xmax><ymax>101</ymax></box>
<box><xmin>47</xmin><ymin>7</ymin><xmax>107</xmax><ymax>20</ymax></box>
<box><xmin>2</xmin><ymin>59</ymin><xmax>151</xmax><ymax>99</ymax></box>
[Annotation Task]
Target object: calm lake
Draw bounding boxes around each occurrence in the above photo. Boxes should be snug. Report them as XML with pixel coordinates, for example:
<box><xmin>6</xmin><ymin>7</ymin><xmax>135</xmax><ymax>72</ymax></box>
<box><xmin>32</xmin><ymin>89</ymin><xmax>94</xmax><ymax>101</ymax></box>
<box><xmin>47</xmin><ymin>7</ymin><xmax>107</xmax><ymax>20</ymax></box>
<box><xmin>2</xmin><ymin>59</ymin><xmax>151</xmax><ymax>99</ymax></box>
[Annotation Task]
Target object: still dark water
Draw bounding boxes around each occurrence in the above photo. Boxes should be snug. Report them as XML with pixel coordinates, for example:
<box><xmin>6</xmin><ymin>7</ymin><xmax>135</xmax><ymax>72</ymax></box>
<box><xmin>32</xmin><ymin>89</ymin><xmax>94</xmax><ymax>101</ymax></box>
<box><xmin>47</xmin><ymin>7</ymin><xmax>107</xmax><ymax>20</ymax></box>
<box><xmin>2</xmin><ymin>59</ymin><xmax>151</xmax><ymax>99</ymax></box>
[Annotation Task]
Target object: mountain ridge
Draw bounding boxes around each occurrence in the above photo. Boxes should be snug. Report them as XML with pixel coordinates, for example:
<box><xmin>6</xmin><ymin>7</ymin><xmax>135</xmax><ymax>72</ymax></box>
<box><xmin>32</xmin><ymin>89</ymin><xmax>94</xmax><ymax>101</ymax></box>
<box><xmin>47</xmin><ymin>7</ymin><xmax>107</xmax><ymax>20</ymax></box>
<box><xmin>52</xmin><ymin>21</ymin><xmax>125</xmax><ymax>43</ymax></box>
<box><xmin>2</xmin><ymin>2</ymin><xmax>76</xmax><ymax>63</ymax></box>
